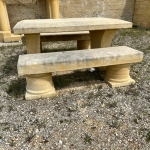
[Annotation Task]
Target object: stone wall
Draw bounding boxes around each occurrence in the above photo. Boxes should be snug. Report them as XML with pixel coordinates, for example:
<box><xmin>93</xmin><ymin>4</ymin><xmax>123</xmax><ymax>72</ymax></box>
<box><xmin>6</xmin><ymin>0</ymin><xmax>37</xmax><ymax>4</ymax></box>
<box><xmin>6</xmin><ymin>0</ymin><xmax>135</xmax><ymax>29</ymax></box>
<box><xmin>133</xmin><ymin>0</ymin><xmax>150</xmax><ymax>28</ymax></box>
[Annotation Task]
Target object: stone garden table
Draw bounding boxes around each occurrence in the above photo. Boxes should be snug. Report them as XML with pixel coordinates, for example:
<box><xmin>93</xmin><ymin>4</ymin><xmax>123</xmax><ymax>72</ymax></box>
<box><xmin>13</xmin><ymin>18</ymin><xmax>143</xmax><ymax>100</ymax></box>
<box><xmin>13</xmin><ymin>17</ymin><xmax>132</xmax><ymax>54</ymax></box>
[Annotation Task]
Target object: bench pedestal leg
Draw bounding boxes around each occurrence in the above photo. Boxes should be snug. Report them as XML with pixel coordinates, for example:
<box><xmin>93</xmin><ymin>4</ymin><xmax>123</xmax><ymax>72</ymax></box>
<box><xmin>104</xmin><ymin>64</ymin><xmax>135</xmax><ymax>88</ymax></box>
<box><xmin>25</xmin><ymin>73</ymin><xmax>56</xmax><ymax>100</ymax></box>
<box><xmin>77</xmin><ymin>40</ymin><xmax>91</xmax><ymax>50</ymax></box>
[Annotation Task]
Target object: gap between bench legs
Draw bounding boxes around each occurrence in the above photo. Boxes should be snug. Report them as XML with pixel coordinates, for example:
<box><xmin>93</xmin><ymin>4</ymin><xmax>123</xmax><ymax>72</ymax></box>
<box><xmin>25</xmin><ymin>73</ymin><xmax>56</xmax><ymax>100</ymax></box>
<box><xmin>104</xmin><ymin>63</ymin><xmax>135</xmax><ymax>88</ymax></box>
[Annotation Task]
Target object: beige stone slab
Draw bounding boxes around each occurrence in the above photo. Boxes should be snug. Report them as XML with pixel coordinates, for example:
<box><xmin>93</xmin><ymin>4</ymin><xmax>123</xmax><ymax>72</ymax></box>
<box><xmin>18</xmin><ymin>46</ymin><xmax>143</xmax><ymax>76</ymax></box>
<box><xmin>13</xmin><ymin>18</ymin><xmax>132</xmax><ymax>34</ymax></box>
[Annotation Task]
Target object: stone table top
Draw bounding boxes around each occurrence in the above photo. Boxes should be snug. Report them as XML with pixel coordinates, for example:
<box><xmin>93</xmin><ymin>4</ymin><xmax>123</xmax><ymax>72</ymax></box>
<box><xmin>13</xmin><ymin>17</ymin><xmax>132</xmax><ymax>34</ymax></box>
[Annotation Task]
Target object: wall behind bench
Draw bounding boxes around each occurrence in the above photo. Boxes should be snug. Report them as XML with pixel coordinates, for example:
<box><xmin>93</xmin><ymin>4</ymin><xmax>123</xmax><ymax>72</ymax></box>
<box><xmin>6</xmin><ymin>0</ymin><xmax>135</xmax><ymax>30</ymax></box>
<box><xmin>133</xmin><ymin>0</ymin><xmax>150</xmax><ymax>28</ymax></box>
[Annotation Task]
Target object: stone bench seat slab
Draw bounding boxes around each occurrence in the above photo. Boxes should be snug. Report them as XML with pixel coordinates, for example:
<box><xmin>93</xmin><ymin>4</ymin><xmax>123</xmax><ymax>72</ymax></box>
<box><xmin>13</xmin><ymin>18</ymin><xmax>132</xmax><ymax>34</ymax></box>
<box><xmin>18</xmin><ymin>46</ymin><xmax>143</xmax><ymax>76</ymax></box>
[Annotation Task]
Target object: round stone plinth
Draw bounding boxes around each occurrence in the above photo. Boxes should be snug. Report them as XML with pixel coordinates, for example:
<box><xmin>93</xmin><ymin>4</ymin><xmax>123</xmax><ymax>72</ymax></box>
<box><xmin>104</xmin><ymin>64</ymin><xmax>135</xmax><ymax>87</ymax></box>
<box><xmin>25</xmin><ymin>73</ymin><xmax>56</xmax><ymax>100</ymax></box>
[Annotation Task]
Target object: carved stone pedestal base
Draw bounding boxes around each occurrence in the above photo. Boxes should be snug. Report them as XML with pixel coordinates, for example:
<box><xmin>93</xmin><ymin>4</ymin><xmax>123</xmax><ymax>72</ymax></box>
<box><xmin>4</xmin><ymin>34</ymin><xmax>21</xmax><ymax>43</ymax></box>
<box><xmin>0</xmin><ymin>31</ymin><xmax>21</xmax><ymax>42</ymax></box>
<box><xmin>0</xmin><ymin>31</ymin><xmax>10</xmax><ymax>42</ymax></box>
<box><xmin>25</xmin><ymin>73</ymin><xmax>56</xmax><ymax>100</ymax></box>
<box><xmin>104</xmin><ymin>64</ymin><xmax>135</xmax><ymax>87</ymax></box>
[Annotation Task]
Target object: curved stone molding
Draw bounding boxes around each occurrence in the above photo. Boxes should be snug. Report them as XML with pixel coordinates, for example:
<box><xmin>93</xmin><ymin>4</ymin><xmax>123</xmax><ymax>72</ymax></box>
<box><xmin>6</xmin><ymin>0</ymin><xmax>37</xmax><ymax>4</ymax></box>
<box><xmin>104</xmin><ymin>64</ymin><xmax>135</xmax><ymax>87</ymax></box>
<box><xmin>26</xmin><ymin>73</ymin><xmax>56</xmax><ymax>100</ymax></box>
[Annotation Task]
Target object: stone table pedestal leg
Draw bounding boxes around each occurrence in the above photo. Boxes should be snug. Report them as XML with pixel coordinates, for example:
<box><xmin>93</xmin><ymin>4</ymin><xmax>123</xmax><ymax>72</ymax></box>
<box><xmin>25</xmin><ymin>34</ymin><xmax>41</xmax><ymax>54</ymax></box>
<box><xmin>90</xmin><ymin>30</ymin><xmax>117</xmax><ymax>48</ymax></box>
<box><xmin>24</xmin><ymin>34</ymin><xmax>52</xmax><ymax>100</ymax></box>
<box><xmin>0</xmin><ymin>0</ymin><xmax>21</xmax><ymax>42</ymax></box>
<box><xmin>90</xmin><ymin>29</ymin><xmax>117</xmax><ymax>70</ymax></box>
<box><xmin>25</xmin><ymin>73</ymin><xmax>56</xmax><ymax>100</ymax></box>
<box><xmin>104</xmin><ymin>64</ymin><xmax>135</xmax><ymax>87</ymax></box>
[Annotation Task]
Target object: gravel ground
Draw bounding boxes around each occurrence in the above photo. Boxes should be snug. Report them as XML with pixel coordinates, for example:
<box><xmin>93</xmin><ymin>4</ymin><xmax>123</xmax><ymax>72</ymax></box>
<box><xmin>0</xmin><ymin>28</ymin><xmax>150</xmax><ymax>150</ymax></box>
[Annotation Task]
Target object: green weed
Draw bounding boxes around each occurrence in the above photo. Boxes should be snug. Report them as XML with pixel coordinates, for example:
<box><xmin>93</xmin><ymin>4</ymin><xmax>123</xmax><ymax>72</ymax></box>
<box><xmin>9</xmin><ymin>140</ymin><xmax>15</xmax><ymax>147</ymax></box>
<box><xmin>25</xmin><ymin>131</ymin><xmax>35</xmax><ymax>143</ymax></box>
<box><xmin>8</xmin><ymin>105</ymin><xmax>15</xmax><ymax>112</ymax></box>
<box><xmin>106</xmin><ymin>101</ymin><xmax>117</xmax><ymax>108</ymax></box>
<box><xmin>33</xmin><ymin>119</ymin><xmax>47</xmax><ymax>129</ymax></box>
<box><xmin>146</xmin><ymin>131</ymin><xmax>150</xmax><ymax>142</ymax></box>
<box><xmin>83</xmin><ymin>134</ymin><xmax>93</xmax><ymax>144</ymax></box>
<box><xmin>60</xmin><ymin>119</ymin><xmax>71</xmax><ymax>124</ymax></box>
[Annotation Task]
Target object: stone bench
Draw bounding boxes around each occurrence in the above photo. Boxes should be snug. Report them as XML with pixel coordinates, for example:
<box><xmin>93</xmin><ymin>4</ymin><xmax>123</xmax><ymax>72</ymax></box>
<box><xmin>17</xmin><ymin>46</ymin><xmax>143</xmax><ymax>100</ymax></box>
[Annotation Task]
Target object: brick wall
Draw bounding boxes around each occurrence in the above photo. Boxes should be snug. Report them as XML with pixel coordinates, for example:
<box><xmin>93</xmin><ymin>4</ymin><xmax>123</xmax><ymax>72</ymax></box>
<box><xmin>6</xmin><ymin>0</ymin><xmax>135</xmax><ymax>29</ymax></box>
<box><xmin>133</xmin><ymin>0</ymin><xmax>150</xmax><ymax>28</ymax></box>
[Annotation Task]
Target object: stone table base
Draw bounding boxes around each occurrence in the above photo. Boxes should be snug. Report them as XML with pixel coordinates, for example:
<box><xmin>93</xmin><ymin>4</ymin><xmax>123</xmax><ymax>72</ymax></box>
<box><xmin>0</xmin><ymin>31</ymin><xmax>21</xmax><ymax>42</ymax></box>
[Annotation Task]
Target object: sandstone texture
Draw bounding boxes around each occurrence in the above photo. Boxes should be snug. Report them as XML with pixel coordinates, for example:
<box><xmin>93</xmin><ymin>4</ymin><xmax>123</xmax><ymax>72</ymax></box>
<box><xmin>17</xmin><ymin>46</ymin><xmax>143</xmax><ymax>100</ymax></box>
<box><xmin>13</xmin><ymin>18</ymin><xmax>132</xmax><ymax>34</ymax></box>
<box><xmin>18</xmin><ymin>46</ymin><xmax>143</xmax><ymax>76</ymax></box>
<box><xmin>6</xmin><ymin>0</ymin><xmax>37</xmax><ymax>4</ymax></box>
<box><xmin>133</xmin><ymin>0</ymin><xmax>150</xmax><ymax>28</ymax></box>
<box><xmin>7</xmin><ymin>0</ymin><xmax>47</xmax><ymax>29</ymax></box>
